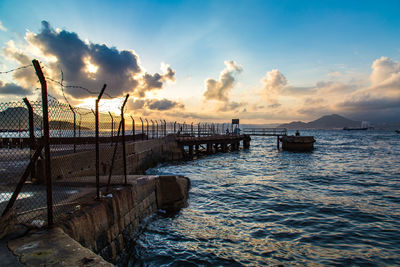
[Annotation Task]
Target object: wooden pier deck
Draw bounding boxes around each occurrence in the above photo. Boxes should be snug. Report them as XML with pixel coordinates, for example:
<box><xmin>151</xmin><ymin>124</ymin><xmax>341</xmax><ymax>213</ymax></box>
<box><xmin>176</xmin><ymin>134</ymin><xmax>251</xmax><ymax>159</ymax></box>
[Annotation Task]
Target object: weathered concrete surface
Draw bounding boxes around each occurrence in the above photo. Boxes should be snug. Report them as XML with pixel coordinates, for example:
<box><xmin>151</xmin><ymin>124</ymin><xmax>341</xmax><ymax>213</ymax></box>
<box><xmin>0</xmin><ymin>208</ymin><xmax>16</xmax><ymax>239</ymax></box>
<box><xmin>56</xmin><ymin>175</ymin><xmax>190</xmax><ymax>263</ymax></box>
<box><xmin>156</xmin><ymin>175</ymin><xmax>190</xmax><ymax>213</ymax></box>
<box><xmin>8</xmin><ymin>227</ymin><xmax>113</xmax><ymax>267</ymax></box>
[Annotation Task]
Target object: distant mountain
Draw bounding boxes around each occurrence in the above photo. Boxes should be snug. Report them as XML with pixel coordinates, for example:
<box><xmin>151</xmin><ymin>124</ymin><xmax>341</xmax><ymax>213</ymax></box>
<box><xmin>0</xmin><ymin>107</ymin><xmax>83</xmax><ymax>131</ymax></box>
<box><xmin>0</xmin><ymin>107</ymin><xmax>42</xmax><ymax>130</ymax></box>
<box><xmin>278</xmin><ymin>114</ymin><xmax>361</xmax><ymax>129</ymax></box>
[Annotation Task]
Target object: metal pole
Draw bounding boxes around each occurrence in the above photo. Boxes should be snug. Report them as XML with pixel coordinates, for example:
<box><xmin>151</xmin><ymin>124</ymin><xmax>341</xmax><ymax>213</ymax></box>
<box><xmin>140</xmin><ymin>117</ymin><xmax>144</xmax><ymax>140</ymax></box>
<box><xmin>69</xmin><ymin>105</ymin><xmax>76</xmax><ymax>153</ymax></box>
<box><xmin>198</xmin><ymin>123</ymin><xmax>200</xmax><ymax>137</ymax></box>
<box><xmin>23</xmin><ymin>97</ymin><xmax>36</xmax><ymax>179</ymax></box>
<box><xmin>174</xmin><ymin>121</ymin><xmax>176</xmax><ymax>133</ymax></box>
<box><xmin>164</xmin><ymin>120</ymin><xmax>167</xmax><ymax>136</ymax></box>
<box><xmin>32</xmin><ymin>59</ymin><xmax>53</xmax><ymax>226</ymax></box>
<box><xmin>191</xmin><ymin>122</ymin><xmax>194</xmax><ymax>136</ymax></box>
<box><xmin>145</xmin><ymin>118</ymin><xmax>149</xmax><ymax>140</ymax></box>
<box><xmin>95</xmin><ymin>84</ymin><xmax>107</xmax><ymax>199</ymax></box>
<box><xmin>78</xmin><ymin>113</ymin><xmax>81</xmax><ymax>137</ymax></box>
<box><xmin>130</xmin><ymin>115</ymin><xmax>135</xmax><ymax>141</ymax></box>
<box><xmin>156</xmin><ymin>121</ymin><xmax>159</xmax><ymax>138</ymax></box>
<box><xmin>108</xmin><ymin>111</ymin><xmax>114</xmax><ymax>145</ymax></box>
<box><xmin>151</xmin><ymin>120</ymin><xmax>154</xmax><ymax>139</ymax></box>
<box><xmin>121</xmin><ymin>94</ymin><xmax>129</xmax><ymax>184</ymax></box>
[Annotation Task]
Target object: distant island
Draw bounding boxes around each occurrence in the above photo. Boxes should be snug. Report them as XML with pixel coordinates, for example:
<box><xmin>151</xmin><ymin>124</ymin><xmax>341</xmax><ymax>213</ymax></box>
<box><xmin>277</xmin><ymin>114</ymin><xmax>362</xmax><ymax>130</ymax></box>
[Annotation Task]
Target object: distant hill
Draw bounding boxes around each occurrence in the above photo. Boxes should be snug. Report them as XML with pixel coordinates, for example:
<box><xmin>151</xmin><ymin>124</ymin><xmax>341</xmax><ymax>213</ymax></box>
<box><xmin>0</xmin><ymin>107</ymin><xmax>42</xmax><ymax>130</ymax></box>
<box><xmin>0</xmin><ymin>107</ymin><xmax>86</xmax><ymax>131</ymax></box>
<box><xmin>278</xmin><ymin>114</ymin><xmax>361</xmax><ymax>129</ymax></box>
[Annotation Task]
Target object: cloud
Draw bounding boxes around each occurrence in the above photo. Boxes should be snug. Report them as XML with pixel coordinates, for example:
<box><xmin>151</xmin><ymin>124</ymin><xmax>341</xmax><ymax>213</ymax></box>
<box><xmin>136</xmin><ymin>64</ymin><xmax>176</xmax><ymax>97</ymax></box>
<box><xmin>0</xmin><ymin>81</ymin><xmax>31</xmax><ymax>95</ymax></box>
<box><xmin>6</xmin><ymin>21</ymin><xmax>175</xmax><ymax>100</ymax></box>
<box><xmin>217</xmin><ymin>101</ymin><xmax>246</xmax><ymax>112</ymax></box>
<box><xmin>203</xmin><ymin>60</ymin><xmax>242</xmax><ymax>102</ymax></box>
<box><xmin>147</xmin><ymin>99</ymin><xmax>184</xmax><ymax>110</ymax></box>
<box><xmin>370</xmin><ymin>56</ymin><xmax>400</xmax><ymax>85</ymax></box>
<box><xmin>128</xmin><ymin>98</ymin><xmax>184</xmax><ymax>111</ymax></box>
<box><xmin>2</xmin><ymin>41</ymin><xmax>38</xmax><ymax>89</ymax></box>
<box><xmin>338</xmin><ymin>95</ymin><xmax>400</xmax><ymax>111</ymax></box>
<box><xmin>0</xmin><ymin>21</ymin><xmax>6</xmax><ymax>32</ymax></box>
<box><xmin>369</xmin><ymin>57</ymin><xmax>400</xmax><ymax>94</ymax></box>
<box><xmin>261</xmin><ymin>69</ymin><xmax>287</xmax><ymax>95</ymax></box>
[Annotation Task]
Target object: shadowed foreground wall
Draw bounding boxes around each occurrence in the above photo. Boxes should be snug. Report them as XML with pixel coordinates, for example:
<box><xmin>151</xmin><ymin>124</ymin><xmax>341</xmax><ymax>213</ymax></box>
<box><xmin>58</xmin><ymin>175</ymin><xmax>189</xmax><ymax>263</ymax></box>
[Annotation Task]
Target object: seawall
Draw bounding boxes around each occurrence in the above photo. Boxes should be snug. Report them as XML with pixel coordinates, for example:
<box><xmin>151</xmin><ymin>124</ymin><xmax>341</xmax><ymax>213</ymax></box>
<box><xmin>7</xmin><ymin>175</ymin><xmax>190</xmax><ymax>266</ymax></box>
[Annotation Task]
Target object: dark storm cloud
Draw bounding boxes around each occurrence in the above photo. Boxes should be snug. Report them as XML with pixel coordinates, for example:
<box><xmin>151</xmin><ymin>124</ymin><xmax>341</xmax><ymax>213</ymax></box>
<box><xmin>0</xmin><ymin>81</ymin><xmax>30</xmax><ymax>95</ymax></box>
<box><xmin>26</xmin><ymin>21</ymin><xmax>175</xmax><ymax>98</ymax></box>
<box><xmin>128</xmin><ymin>98</ymin><xmax>184</xmax><ymax>111</ymax></box>
<box><xmin>147</xmin><ymin>99</ymin><xmax>184</xmax><ymax>111</ymax></box>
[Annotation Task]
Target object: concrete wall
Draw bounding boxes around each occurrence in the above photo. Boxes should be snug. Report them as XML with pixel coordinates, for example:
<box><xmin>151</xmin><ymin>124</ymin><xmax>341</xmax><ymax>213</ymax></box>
<box><xmin>36</xmin><ymin>135</ymin><xmax>183</xmax><ymax>182</ymax></box>
<box><xmin>58</xmin><ymin>175</ymin><xmax>189</xmax><ymax>263</ymax></box>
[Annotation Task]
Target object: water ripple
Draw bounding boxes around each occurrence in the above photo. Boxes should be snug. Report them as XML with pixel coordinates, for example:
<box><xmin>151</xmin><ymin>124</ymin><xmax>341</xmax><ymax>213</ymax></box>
<box><xmin>119</xmin><ymin>130</ymin><xmax>400</xmax><ymax>266</ymax></box>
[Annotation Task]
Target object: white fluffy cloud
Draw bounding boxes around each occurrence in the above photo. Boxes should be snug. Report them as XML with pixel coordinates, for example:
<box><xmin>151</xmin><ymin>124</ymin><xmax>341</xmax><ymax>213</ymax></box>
<box><xmin>203</xmin><ymin>60</ymin><xmax>242</xmax><ymax>102</ymax></box>
<box><xmin>261</xmin><ymin>69</ymin><xmax>287</xmax><ymax>94</ymax></box>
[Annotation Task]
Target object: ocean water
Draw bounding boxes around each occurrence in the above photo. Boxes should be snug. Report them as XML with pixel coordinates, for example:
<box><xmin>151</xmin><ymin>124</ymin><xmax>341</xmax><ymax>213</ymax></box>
<box><xmin>121</xmin><ymin>130</ymin><xmax>400</xmax><ymax>266</ymax></box>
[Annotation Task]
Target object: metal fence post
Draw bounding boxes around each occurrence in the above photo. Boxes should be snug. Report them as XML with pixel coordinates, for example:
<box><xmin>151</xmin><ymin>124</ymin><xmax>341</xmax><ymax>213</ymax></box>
<box><xmin>32</xmin><ymin>59</ymin><xmax>53</xmax><ymax>226</ymax></box>
<box><xmin>164</xmin><ymin>120</ymin><xmax>167</xmax><ymax>136</ymax></box>
<box><xmin>156</xmin><ymin>120</ymin><xmax>159</xmax><ymax>139</ymax></box>
<box><xmin>23</xmin><ymin>98</ymin><xmax>36</xmax><ymax>179</ymax></box>
<box><xmin>174</xmin><ymin>121</ymin><xmax>176</xmax><ymax>133</ymax></box>
<box><xmin>95</xmin><ymin>84</ymin><xmax>107</xmax><ymax>199</ymax></box>
<box><xmin>69</xmin><ymin>105</ymin><xmax>76</xmax><ymax>153</ymax></box>
<box><xmin>151</xmin><ymin>120</ymin><xmax>154</xmax><ymax>139</ymax></box>
<box><xmin>130</xmin><ymin>116</ymin><xmax>135</xmax><ymax>141</ymax></box>
<box><xmin>78</xmin><ymin>112</ymin><xmax>81</xmax><ymax>137</ymax></box>
<box><xmin>121</xmin><ymin>94</ymin><xmax>129</xmax><ymax>184</ymax></box>
<box><xmin>145</xmin><ymin>118</ymin><xmax>149</xmax><ymax>140</ymax></box>
<box><xmin>108</xmin><ymin>111</ymin><xmax>114</xmax><ymax>145</ymax></box>
<box><xmin>140</xmin><ymin>117</ymin><xmax>144</xmax><ymax>140</ymax></box>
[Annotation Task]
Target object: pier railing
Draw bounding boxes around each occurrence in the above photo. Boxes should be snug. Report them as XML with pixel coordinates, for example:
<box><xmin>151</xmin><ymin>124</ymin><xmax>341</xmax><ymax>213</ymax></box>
<box><xmin>242</xmin><ymin>128</ymin><xmax>287</xmax><ymax>136</ymax></box>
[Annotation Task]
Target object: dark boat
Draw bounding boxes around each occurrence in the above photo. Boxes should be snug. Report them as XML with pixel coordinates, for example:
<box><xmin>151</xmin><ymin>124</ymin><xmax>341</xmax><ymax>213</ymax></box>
<box><xmin>343</xmin><ymin>127</ymin><xmax>368</xmax><ymax>131</ymax></box>
<box><xmin>280</xmin><ymin>136</ymin><xmax>315</xmax><ymax>151</ymax></box>
<box><xmin>396</xmin><ymin>130</ymin><xmax>400</xmax><ymax>134</ymax></box>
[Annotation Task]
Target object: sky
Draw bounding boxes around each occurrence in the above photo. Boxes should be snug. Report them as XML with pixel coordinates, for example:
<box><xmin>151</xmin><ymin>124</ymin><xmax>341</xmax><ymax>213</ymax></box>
<box><xmin>0</xmin><ymin>0</ymin><xmax>400</xmax><ymax>124</ymax></box>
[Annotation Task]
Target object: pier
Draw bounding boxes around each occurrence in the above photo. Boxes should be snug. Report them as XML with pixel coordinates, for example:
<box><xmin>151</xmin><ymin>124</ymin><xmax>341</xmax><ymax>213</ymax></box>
<box><xmin>177</xmin><ymin>134</ymin><xmax>251</xmax><ymax>159</ymax></box>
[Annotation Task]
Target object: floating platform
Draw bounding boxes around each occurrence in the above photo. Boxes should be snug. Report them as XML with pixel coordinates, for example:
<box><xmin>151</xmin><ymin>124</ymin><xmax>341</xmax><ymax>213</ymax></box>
<box><xmin>280</xmin><ymin>136</ymin><xmax>315</xmax><ymax>151</ymax></box>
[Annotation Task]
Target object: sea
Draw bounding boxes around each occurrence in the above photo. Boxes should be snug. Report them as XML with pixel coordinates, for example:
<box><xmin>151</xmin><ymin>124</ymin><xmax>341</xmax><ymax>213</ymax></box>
<box><xmin>119</xmin><ymin>130</ymin><xmax>400</xmax><ymax>266</ymax></box>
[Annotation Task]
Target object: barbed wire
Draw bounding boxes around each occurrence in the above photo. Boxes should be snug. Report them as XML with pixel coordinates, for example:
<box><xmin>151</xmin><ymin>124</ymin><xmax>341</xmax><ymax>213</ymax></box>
<box><xmin>46</xmin><ymin>76</ymin><xmax>118</xmax><ymax>99</ymax></box>
<box><xmin>0</xmin><ymin>64</ymin><xmax>33</xmax><ymax>74</ymax></box>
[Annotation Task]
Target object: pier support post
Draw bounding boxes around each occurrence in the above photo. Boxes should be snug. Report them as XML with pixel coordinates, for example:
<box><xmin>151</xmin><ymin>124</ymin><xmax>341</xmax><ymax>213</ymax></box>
<box><xmin>243</xmin><ymin>137</ymin><xmax>250</xmax><ymax>149</ymax></box>
<box><xmin>222</xmin><ymin>142</ymin><xmax>227</xmax><ymax>152</ymax></box>
<box><xmin>207</xmin><ymin>143</ymin><xmax>212</xmax><ymax>154</ymax></box>
<box><xmin>189</xmin><ymin>145</ymin><xmax>194</xmax><ymax>159</ymax></box>
<box><xmin>277</xmin><ymin>136</ymin><xmax>280</xmax><ymax>150</ymax></box>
